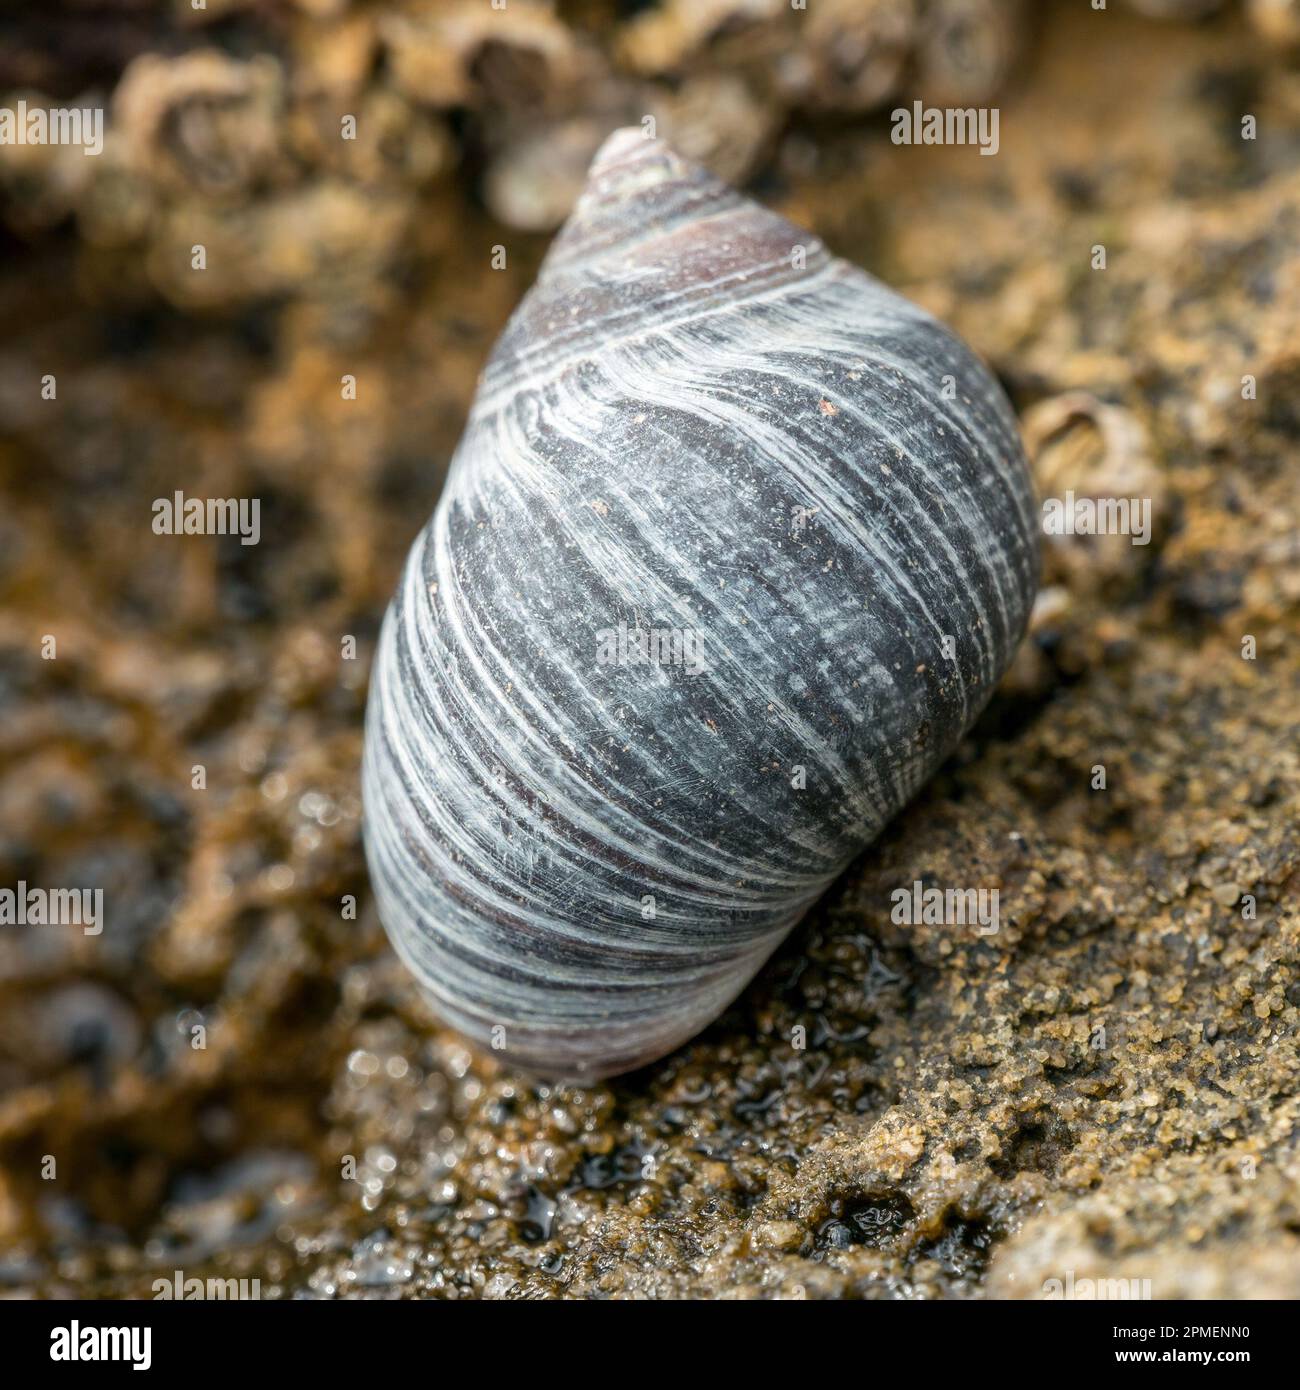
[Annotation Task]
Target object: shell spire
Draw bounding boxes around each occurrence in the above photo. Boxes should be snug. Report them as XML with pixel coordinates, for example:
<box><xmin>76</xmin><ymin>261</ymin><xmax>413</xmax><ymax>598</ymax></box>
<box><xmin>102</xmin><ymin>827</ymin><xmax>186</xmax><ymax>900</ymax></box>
<box><xmin>540</xmin><ymin>127</ymin><xmax>747</xmax><ymax>275</ymax></box>
<box><xmin>480</xmin><ymin>128</ymin><xmax>831</xmax><ymax>407</ymax></box>
<box><xmin>363</xmin><ymin>131</ymin><xmax>1039</xmax><ymax>1079</ymax></box>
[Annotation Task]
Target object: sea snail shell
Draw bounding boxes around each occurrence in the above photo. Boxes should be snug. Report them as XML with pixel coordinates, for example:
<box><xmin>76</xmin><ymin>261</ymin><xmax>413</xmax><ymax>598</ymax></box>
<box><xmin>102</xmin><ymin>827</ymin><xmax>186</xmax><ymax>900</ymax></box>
<box><xmin>363</xmin><ymin>129</ymin><xmax>1039</xmax><ymax>1079</ymax></box>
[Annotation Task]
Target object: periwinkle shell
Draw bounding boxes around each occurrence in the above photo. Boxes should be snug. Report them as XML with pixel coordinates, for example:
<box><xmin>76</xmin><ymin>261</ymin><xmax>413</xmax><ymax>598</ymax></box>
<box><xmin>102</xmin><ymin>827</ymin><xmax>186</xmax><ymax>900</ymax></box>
<box><xmin>363</xmin><ymin>129</ymin><xmax>1039</xmax><ymax>1079</ymax></box>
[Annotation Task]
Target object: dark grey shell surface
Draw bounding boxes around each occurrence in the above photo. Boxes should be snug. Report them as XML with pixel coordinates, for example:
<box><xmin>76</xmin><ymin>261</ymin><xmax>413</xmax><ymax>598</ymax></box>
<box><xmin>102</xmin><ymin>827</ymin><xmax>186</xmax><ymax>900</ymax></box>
<box><xmin>362</xmin><ymin>129</ymin><xmax>1039</xmax><ymax>1079</ymax></box>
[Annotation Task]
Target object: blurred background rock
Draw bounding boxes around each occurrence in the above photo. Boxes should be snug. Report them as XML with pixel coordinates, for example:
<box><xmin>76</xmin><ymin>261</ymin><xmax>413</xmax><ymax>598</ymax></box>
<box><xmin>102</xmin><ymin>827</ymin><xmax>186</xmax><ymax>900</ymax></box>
<box><xmin>0</xmin><ymin>0</ymin><xmax>1297</xmax><ymax>1298</ymax></box>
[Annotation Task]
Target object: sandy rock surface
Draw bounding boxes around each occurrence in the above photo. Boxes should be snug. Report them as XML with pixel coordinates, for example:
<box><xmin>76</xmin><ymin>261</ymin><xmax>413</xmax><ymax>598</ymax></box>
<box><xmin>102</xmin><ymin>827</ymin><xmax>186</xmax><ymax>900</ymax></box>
<box><xmin>0</xmin><ymin>0</ymin><xmax>1296</xmax><ymax>1298</ymax></box>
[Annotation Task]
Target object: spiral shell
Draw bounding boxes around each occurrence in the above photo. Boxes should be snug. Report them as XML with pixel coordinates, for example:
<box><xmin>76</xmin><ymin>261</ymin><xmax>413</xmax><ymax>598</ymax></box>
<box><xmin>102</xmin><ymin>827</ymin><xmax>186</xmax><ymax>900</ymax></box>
<box><xmin>362</xmin><ymin>129</ymin><xmax>1039</xmax><ymax>1079</ymax></box>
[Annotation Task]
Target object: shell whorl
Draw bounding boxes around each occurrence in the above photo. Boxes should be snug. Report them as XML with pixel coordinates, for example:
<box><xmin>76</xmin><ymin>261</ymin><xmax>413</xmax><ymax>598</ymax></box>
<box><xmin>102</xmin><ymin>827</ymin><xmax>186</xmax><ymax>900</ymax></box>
<box><xmin>363</xmin><ymin>129</ymin><xmax>1039</xmax><ymax>1079</ymax></box>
